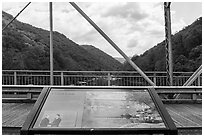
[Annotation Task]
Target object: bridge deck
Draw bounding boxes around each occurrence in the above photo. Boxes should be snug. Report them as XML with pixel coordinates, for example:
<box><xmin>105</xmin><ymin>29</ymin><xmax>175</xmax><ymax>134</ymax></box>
<box><xmin>2</xmin><ymin>103</ymin><xmax>34</xmax><ymax>127</ymax></box>
<box><xmin>2</xmin><ymin>103</ymin><xmax>202</xmax><ymax>128</ymax></box>
<box><xmin>165</xmin><ymin>104</ymin><xmax>202</xmax><ymax>127</ymax></box>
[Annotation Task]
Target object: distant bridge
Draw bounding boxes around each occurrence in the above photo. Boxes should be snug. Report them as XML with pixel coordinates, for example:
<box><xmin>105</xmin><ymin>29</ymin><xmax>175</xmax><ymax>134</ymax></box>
<box><xmin>2</xmin><ymin>70</ymin><xmax>202</xmax><ymax>86</ymax></box>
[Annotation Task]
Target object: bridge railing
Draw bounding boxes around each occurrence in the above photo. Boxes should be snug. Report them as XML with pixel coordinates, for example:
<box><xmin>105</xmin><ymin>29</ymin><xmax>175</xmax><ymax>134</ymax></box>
<box><xmin>2</xmin><ymin>70</ymin><xmax>202</xmax><ymax>86</ymax></box>
<box><xmin>2</xmin><ymin>86</ymin><xmax>202</xmax><ymax>103</ymax></box>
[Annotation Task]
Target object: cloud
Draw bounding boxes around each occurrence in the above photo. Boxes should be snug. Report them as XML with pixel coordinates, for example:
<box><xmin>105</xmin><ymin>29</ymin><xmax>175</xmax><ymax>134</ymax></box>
<box><xmin>153</xmin><ymin>2</ymin><xmax>163</xmax><ymax>8</ymax></box>
<box><xmin>2</xmin><ymin>2</ymin><xmax>28</xmax><ymax>11</ymax></box>
<box><xmin>127</xmin><ymin>39</ymin><xmax>138</xmax><ymax>48</ymax></box>
<box><xmin>147</xmin><ymin>29</ymin><xmax>163</xmax><ymax>37</ymax></box>
<box><xmin>2</xmin><ymin>2</ymin><xmax>195</xmax><ymax>57</ymax></box>
<box><xmin>102</xmin><ymin>2</ymin><xmax>148</xmax><ymax>21</ymax></box>
<box><xmin>73</xmin><ymin>29</ymin><xmax>97</xmax><ymax>43</ymax></box>
<box><xmin>171</xmin><ymin>16</ymin><xmax>187</xmax><ymax>34</ymax></box>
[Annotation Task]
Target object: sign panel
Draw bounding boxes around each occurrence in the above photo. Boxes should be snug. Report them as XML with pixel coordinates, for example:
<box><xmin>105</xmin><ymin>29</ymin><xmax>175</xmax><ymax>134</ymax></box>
<box><xmin>33</xmin><ymin>89</ymin><xmax>166</xmax><ymax>128</ymax></box>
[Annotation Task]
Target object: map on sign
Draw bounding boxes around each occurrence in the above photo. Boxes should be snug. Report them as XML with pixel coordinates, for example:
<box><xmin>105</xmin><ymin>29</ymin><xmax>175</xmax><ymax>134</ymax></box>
<box><xmin>33</xmin><ymin>89</ymin><xmax>166</xmax><ymax>128</ymax></box>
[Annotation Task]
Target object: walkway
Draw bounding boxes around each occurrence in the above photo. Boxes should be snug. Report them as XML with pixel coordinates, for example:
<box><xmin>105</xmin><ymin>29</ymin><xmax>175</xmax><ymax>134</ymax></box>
<box><xmin>2</xmin><ymin>103</ymin><xmax>202</xmax><ymax>135</ymax></box>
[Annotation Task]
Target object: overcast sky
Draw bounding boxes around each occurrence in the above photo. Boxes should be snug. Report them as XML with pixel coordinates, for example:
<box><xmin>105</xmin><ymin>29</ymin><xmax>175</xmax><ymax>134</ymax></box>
<box><xmin>2</xmin><ymin>2</ymin><xmax>202</xmax><ymax>57</ymax></box>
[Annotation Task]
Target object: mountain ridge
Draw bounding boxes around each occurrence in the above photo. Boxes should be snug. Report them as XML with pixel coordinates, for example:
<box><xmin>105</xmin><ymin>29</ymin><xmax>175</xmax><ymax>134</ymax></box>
<box><xmin>2</xmin><ymin>11</ymin><xmax>122</xmax><ymax>71</ymax></box>
<box><xmin>123</xmin><ymin>17</ymin><xmax>202</xmax><ymax>72</ymax></box>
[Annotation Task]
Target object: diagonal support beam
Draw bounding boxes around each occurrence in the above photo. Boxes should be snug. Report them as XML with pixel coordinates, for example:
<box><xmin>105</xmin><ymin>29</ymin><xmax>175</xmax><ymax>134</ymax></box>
<box><xmin>174</xmin><ymin>65</ymin><xmax>202</xmax><ymax>99</ymax></box>
<box><xmin>183</xmin><ymin>65</ymin><xmax>202</xmax><ymax>86</ymax></box>
<box><xmin>2</xmin><ymin>2</ymin><xmax>31</xmax><ymax>31</ymax></box>
<box><xmin>69</xmin><ymin>2</ymin><xmax>156</xmax><ymax>86</ymax></box>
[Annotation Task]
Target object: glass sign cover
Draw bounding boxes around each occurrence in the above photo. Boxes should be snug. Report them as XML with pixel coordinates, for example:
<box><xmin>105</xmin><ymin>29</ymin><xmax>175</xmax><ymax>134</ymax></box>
<box><xmin>33</xmin><ymin>89</ymin><xmax>166</xmax><ymax>128</ymax></box>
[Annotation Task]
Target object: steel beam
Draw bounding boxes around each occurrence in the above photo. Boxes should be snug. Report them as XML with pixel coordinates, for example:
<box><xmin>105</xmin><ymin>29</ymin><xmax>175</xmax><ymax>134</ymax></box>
<box><xmin>2</xmin><ymin>2</ymin><xmax>31</xmax><ymax>31</ymax></box>
<box><xmin>49</xmin><ymin>2</ymin><xmax>54</xmax><ymax>85</ymax></box>
<box><xmin>164</xmin><ymin>2</ymin><xmax>173</xmax><ymax>86</ymax></box>
<box><xmin>183</xmin><ymin>65</ymin><xmax>202</xmax><ymax>86</ymax></box>
<box><xmin>69</xmin><ymin>2</ymin><xmax>156</xmax><ymax>86</ymax></box>
<box><xmin>175</xmin><ymin>66</ymin><xmax>202</xmax><ymax>99</ymax></box>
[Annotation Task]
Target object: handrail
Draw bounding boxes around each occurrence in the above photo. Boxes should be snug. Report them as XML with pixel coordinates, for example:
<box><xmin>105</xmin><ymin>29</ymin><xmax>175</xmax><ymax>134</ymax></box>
<box><xmin>2</xmin><ymin>70</ymin><xmax>200</xmax><ymax>74</ymax></box>
<box><xmin>2</xmin><ymin>86</ymin><xmax>202</xmax><ymax>103</ymax></box>
<box><xmin>2</xmin><ymin>70</ymin><xmax>202</xmax><ymax>86</ymax></box>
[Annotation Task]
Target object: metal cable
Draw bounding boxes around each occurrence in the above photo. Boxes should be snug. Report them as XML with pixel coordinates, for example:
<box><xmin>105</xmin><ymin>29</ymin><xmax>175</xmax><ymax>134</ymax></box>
<box><xmin>2</xmin><ymin>2</ymin><xmax>31</xmax><ymax>31</ymax></box>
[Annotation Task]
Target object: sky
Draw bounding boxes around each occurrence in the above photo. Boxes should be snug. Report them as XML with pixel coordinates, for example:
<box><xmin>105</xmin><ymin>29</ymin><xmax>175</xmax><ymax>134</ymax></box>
<box><xmin>1</xmin><ymin>1</ymin><xmax>202</xmax><ymax>58</ymax></box>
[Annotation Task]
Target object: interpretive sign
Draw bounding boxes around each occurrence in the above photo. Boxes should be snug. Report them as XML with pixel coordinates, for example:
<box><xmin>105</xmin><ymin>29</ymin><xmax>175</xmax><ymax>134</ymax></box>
<box><xmin>21</xmin><ymin>87</ymin><xmax>177</xmax><ymax>135</ymax></box>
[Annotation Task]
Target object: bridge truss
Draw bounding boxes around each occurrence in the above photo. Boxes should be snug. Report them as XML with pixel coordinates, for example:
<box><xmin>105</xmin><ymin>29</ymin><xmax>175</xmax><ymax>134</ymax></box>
<box><xmin>2</xmin><ymin>2</ymin><xmax>202</xmax><ymax>87</ymax></box>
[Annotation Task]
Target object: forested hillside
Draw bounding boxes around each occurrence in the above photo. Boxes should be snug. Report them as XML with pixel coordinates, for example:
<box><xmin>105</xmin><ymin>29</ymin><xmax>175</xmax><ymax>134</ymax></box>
<box><xmin>2</xmin><ymin>10</ymin><xmax>202</xmax><ymax>72</ymax></box>
<box><xmin>123</xmin><ymin>17</ymin><xmax>202</xmax><ymax>72</ymax></box>
<box><xmin>81</xmin><ymin>45</ymin><xmax>122</xmax><ymax>70</ymax></box>
<box><xmin>2</xmin><ymin>11</ymin><xmax>122</xmax><ymax>71</ymax></box>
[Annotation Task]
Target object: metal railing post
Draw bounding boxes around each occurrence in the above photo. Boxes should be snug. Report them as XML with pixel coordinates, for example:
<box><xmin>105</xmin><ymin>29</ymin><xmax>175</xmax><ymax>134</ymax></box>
<box><xmin>192</xmin><ymin>93</ymin><xmax>197</xmax><ymax>101</ymax></box>
<box><xmin>61</xmin><ymin>72</ymin><xmax>64</xmax><ymax>85</ymax></box>
<box><xmin>153</xmin><ymin>72</ymin><xmax>157</xmax><ymax>86</ymax></box>
<box><xmin>14</xmin><ymin>71</ymin><xmax>17</xmax><ymax>85</ymax></box>
<box><xmin>108</xmin><ymin>73</ymin><xmax>111</xmax><ymax>86</ymax></box>
<box><xmin>198</xmin><ymin>75</ymin><xmax>201</xmax><ymax>86</ymax></box>
<box><xmin>27</xmin><ymin>93</ymin><xmax>32</xmax><ymax>100</ymax></box>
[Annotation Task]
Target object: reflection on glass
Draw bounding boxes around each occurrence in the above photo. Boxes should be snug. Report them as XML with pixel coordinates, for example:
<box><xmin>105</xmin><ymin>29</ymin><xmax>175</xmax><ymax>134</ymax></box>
<box><xmin>34</xmin><ymin>89</ymin><xmax>166</xmax><ymax>128</ymax></box>
<box><xmin>39</xmin><ymin>114</ymin><xmax>50</xmax><ymax>127</ymax></box>
<box><xmin>39</xmin><ymin>113</ymin><xmax>62</xmax><ymax>127</ymax></box>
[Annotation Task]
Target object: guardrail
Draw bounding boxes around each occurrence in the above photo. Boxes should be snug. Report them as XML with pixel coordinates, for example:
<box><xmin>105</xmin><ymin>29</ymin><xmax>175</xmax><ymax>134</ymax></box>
<box><xmin>2</xmin><ymin>86</ymin><xmax>43</xmax><ymax>103</ymax></box>
<box><xmin>2</xmin><ymin>86</ymin><xmax>202</xmax><ymax>103</ymax></box>
<box><xmin>2</xmin><ymin>70</ymin><xmax>202</xmax><ymax>86</ymax></box>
